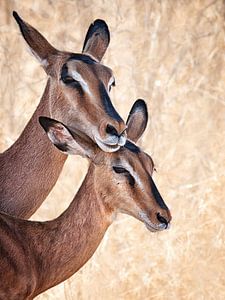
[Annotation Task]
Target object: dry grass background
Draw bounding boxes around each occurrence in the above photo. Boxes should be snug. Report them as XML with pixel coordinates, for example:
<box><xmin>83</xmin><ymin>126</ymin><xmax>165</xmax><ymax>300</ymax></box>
<box><xmin>0</xmin><ymin>0</ymin><xmax>225</xmax><ymax>299</ymax></box>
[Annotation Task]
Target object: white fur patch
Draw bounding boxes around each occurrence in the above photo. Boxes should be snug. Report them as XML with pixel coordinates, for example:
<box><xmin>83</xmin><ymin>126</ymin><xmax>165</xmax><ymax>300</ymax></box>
<box><xmin>26</xmin><ymin>45</ymin><xmax>49</xmax><ymax>67</ymax></box>
<box><xmin>71</xmin><ymin>70</ymin><xmax>91</xmax><ymax>96</ymax></box>
<box><xmin>120</xmin><ymin>160</ymin><xmax>144</xmax><ymax>190</ymax></box>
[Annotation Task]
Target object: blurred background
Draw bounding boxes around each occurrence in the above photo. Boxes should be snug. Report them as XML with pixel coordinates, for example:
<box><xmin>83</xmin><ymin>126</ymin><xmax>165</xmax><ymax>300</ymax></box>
<box><xmin>0</xmin><ymin>0</ymin><xmax>225</xmax><ymax>299</ymax></box>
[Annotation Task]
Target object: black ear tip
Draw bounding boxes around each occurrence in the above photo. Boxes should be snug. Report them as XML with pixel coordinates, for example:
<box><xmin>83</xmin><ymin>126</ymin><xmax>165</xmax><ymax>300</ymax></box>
<box><xmin>131</xmin><ymin>99</ymin><xmax>148</xmax><ymax>115</ymax></box>
<box><xmin>13</xmin><ymin>11</ymin><xmax>23</xmax><ymax>24</ymax></box>
<box><xmin>91</xmin><ymin>19</ymin><xmax>110</xmax><ymax>40</ymax></box>
<box><xmin>93</xmin><ymin>19</ymin><xmax>108</xmax><ymax>28</ymax></box>
<box><xmin>135</xmin><ymin>99</ymin><xmax>147</xmax><ymax>108</ymax></box>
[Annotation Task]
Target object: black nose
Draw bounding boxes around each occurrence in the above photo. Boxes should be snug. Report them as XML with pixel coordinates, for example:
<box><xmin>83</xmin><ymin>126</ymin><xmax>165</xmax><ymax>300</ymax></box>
<box><xmin>106</xmin><ymin>124</ymin><xmax>118</xmax><ymax>136</ymax></box>
<box><xmin>156</xmin><ymin>213</ymin><xmax>168</xmax><ymax>228</ymax></box>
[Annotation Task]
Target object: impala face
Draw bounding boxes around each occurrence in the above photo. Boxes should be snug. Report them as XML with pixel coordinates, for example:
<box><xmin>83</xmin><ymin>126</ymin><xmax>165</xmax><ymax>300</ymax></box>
<box><xmin>57</xmin><ymin>54</ymin><xmax>126</xmax><ymax>152</ymax></box>
<box><xmin>93</xmin><ymin>140</ymin><xmax>171</xmax><ymax>232</ymax></box>
<box><xmin>13</xmin><ymin>12</ymin><xmax>126</xmax><ymax>152</ymax></box>
<box><xmin>40</xmin><ymin>100</ymin><xmax>172</xmax><ymax>232</ymax></box>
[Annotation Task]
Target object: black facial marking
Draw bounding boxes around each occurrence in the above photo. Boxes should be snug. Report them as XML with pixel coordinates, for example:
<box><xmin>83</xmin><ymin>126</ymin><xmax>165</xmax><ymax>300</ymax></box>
<box><xmin>68</xmin><ymin>54</ymin><xmax>96</xmax><ymax>64</ymax></box>
<box><xmin>99</xmin><ymin>82</ymin><xmax>123</xmax><ymax>122</ymax></box>
<box><xmin>61</xmin><ymin>63</ymin><xmax>84</xmax><ymax>96</ymax></box>
<box><xmin>126</xmin><ymin>173</ymin><xmax>135</xmax><ymax>187</ymax></box>
<box><xmin>113</xmin><ymin>166</ymin><xmax>135</xmax><ymax>187</ymax></box>
<box><xmin>149</xmin><ymin>176</ymin><xmax>168</xmax><ymax>210</ymax></box>
<box><xmin>124</xmin><ymin>140</ymin><xmax>140</xmax><ymax>153</ymax></box>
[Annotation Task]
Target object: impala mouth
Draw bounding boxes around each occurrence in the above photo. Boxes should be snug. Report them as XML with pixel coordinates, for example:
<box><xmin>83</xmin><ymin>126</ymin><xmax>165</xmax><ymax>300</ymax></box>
<box><xmin>144</xmin><ymin>222</ymin><xmax>166</xmax><ymax>232</ymax></box>
<box><xmin>95</xmin><ymin>137</ymin><xmax>121</xmax><ymax>153</ymax></box>
<box><xmin>139</xmin><ymin>212</ymin><xmax>169</xmax><ymax>233</ymax></box>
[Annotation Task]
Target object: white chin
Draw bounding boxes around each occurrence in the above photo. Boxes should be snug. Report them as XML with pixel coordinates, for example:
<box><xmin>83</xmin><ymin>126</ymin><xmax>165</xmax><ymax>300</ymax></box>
<box><xmin>95</xmin><ymin>137</ymin><xmax>120</xmax><ymax>153</ymax></box>
<box><xmin>145</xmin><ymin>223</ymin><xmax>159</xmax><ymax>233</ymax></box>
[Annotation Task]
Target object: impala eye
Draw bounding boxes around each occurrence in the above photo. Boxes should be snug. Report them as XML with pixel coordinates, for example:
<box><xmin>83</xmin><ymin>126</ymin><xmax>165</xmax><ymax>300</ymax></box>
<box><xmin>62</xmin><ymin>76</ymin><xmax>79</xmax><ymax>85</ymax></box>
<box><xmin>113</xmin><ymin>166</ymin><xmax>135</xmax><ymax>187</ymax></box>
<box><xmin>113</xmin><ymin>166</ymin><xmax>127</xmax><ymax>173</ymax></box>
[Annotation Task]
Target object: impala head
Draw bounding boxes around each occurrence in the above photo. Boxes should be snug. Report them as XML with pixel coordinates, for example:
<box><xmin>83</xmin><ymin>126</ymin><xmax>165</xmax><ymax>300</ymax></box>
<box><xmin>39</xmin><ymin>100</ymin><xmax>172</xmax><ymax>232</ymax></box>
<box><xmin>13</xmin><ymin>11</ymin><xmax>126</xmax><ymax>152</ymax></box>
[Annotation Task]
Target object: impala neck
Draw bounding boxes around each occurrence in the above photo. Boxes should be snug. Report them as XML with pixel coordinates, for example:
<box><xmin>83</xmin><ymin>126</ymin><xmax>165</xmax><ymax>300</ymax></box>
<box><xmin>33</xmin><ymin>165</ymin><xmax>112</xmax><ymax>296</ymax></box>
<box><xmin>0</xmin><ymin>79</ymin><xmax>67</xmax><ymax>218</ymax></box>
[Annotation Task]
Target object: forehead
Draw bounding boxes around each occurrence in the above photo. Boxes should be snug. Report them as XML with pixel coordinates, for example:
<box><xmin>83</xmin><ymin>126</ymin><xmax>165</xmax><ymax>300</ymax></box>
<box><xmin>111</xmin><ymin>140</ymin><xmax>154</xmax><ymax>170</ymax></box>
<box><xmin>63</xmin><ymin>53</ymin><xmax>113</xmax><ymax>76</ymax></box>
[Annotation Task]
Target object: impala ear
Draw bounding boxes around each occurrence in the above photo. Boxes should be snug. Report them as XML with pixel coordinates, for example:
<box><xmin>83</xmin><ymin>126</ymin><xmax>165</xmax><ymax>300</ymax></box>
<box><xmin>39</xmin><ymin>117</ymin><xmax>96</xmax><ymax>159</ymax></box>
<box><xmin>126</xmin><ymin>99</ymin><xmax>148</xmax><ymax>143</ymax></box>
<box><xmin>82</xmin><ymin>19</ymin><xmax>110</xmax><ymax>62</ymax></box>
<box><xmin>13</xmin><ymin>11</ymin><xmax>58</xmax><ymax>70</ymax></box>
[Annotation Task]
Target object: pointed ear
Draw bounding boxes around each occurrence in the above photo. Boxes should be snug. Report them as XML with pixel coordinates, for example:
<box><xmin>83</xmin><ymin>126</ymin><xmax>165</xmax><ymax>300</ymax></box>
<box><xmin>82</xmin><ymin>19</ymin><xmax>110</xmax><ymax>62</ymax></box>
<box><xmin>126</xmin><ymin>99</ymin><xmax>148</xmax><ymax>143</ymax></box>
<box><xmin>39</xmin><ymin>117</ymin><xmax>96</xmax><ymax>159</ymax></box>
<box><xmin>13</xmin><ymin>11</ymin><xmax>57</xmax><ymax>69</ymax></box>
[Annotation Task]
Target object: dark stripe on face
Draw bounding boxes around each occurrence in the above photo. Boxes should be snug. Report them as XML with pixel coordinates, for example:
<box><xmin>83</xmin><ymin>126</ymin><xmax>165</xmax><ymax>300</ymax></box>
<box><xmin>149</xmin><ymin>176</ymin><xmax>168</xmax><ymax>210</ymax></box>
<box><xmin>68</xmin><ymin>53</ymin><xmax>96</xmax><ymax>64</ymax></box>
<box><xmin>124</xmin><ymin>140</ymin><xmax>140</xmax><ymax>153</ymax></box>
<box><xmin>61</xmin><ymin>63</ymin><xmax>84</xmax><ymax>96</ymax></box>
<box><xmin>99</xmin><ymin>82</ymin><xmax>123</xmax><ymax>122</ymax></box>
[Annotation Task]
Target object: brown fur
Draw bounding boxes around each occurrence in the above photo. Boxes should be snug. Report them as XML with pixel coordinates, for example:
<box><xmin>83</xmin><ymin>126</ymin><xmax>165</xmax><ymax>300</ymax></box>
<box><xmin>0</xmin><ymin>13</ymin><xmax>126</xmax><ymax>219</ymax></box>
<box><xmin>0</xmin><ymin>130</ymin><xmax>171</xmax><ymax>300</ymax></box>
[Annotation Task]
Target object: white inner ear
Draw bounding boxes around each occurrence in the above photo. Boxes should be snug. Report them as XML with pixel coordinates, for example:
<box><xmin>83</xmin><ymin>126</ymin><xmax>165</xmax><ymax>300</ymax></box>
<box><xmin>71</xmin><ymin>70</ymin><xmax>91</xmax><ymax>96</ymax></box>
<box><xmin>26</xmin><ymin>46</ymin><xmax>48</xmax><ymax>67</ymax></box>
<box><xmin>47</xmin><ymin>129</ymin><xmax>86</xmax><ymax>157</ymax></box>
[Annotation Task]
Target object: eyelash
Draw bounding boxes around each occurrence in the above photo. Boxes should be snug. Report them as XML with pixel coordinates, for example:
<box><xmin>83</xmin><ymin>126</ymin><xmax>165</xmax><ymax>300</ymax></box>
<box><xmin>113</xmin><ymin>166</ymin><xmax>135</xmax><ymax>187</ymax></box>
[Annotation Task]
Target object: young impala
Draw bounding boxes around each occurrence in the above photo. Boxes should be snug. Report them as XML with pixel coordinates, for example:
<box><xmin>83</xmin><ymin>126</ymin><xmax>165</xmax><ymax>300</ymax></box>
<box><xmin>0</xmin><ymin>12</ymin><xmax>126</xmax><ymax>218</ymax></box>
<box><xmin>0</xmin><ymin>100</ymin><xmax>171</xmax><ymax>299</ymax></box>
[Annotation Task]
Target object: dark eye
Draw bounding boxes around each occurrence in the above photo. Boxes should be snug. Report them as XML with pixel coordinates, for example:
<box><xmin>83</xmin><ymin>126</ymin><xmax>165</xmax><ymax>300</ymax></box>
<box><xmin>62</xmin><ymin>76</ymin><xmax>79</xmax><ymax>85</ymax></box>
<box><xmin>113</xmin><ymin>166</ymin><xmax>135</xmax><ymax>187</ymax></box>
<box><xmin>113</xmin><ymin>166</ymin><xmax>127</xmax><ymax>173</ymax></box>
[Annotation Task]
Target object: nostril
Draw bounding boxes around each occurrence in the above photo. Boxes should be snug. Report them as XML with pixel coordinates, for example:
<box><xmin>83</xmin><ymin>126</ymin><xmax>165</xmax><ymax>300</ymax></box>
<box><xmin>106</xmin><ymin>124</ymin><xmax>118</xmax><ymax>136</ymax></box>
<box><xmin>156</xmin><ymin>213</ymin><xmax>168</xmax><ymax>228</ymax></box>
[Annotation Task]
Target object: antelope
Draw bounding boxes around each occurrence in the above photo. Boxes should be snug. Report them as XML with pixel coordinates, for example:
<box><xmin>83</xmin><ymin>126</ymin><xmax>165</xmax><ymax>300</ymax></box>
<box><xmin>0</xmin><ymin>12</ymin><xmax>126</xmax><ymax>218</ymax></box>
<box><xmin>0</xmin><ymin>100</ymin><xmax>171</xmax><ymax>300</ymax></box>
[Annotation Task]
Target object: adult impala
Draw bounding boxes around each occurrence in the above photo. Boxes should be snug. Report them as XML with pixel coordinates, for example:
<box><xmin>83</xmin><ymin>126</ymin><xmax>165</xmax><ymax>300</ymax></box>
<box><xmin>0</xmin><ymin>12</ymin><xmax>126</xmax><ymax>218</ymax></box>
<box><xmin>0</xmin><ymin>100</ymin><xmax>171</xmax><ymax>299</ymax></box>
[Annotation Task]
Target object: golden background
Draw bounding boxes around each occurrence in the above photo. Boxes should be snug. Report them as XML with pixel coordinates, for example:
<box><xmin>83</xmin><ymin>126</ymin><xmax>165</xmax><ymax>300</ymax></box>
<box><xmin>0</xmin><ymin>0</ymin><xmax>225</xmax><ymax>299</ymax></box>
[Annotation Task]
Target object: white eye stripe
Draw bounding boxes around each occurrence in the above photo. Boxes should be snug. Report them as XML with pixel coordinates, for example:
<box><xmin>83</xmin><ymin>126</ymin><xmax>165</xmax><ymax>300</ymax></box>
<box><xmin>120</xmin><ymin>160</ymin><xmax>144</xmax><ymax>190</ymax></box>
<box><xmin>71</xmin><ymin>71</ymin><xmax>91</xmax><ymax>96</ymax></box>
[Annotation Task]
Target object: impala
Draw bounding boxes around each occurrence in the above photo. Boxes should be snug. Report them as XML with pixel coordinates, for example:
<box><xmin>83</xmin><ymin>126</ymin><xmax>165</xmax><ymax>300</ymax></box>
<box><xmin>0</xmin><ymin>100</ymin><xmax>171</xmax><ymax>299</ymax></box>
<box><xmin>0</xmin><ymin>12</ymin><xmax>126</xmax><ymax>218</ymax></box>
